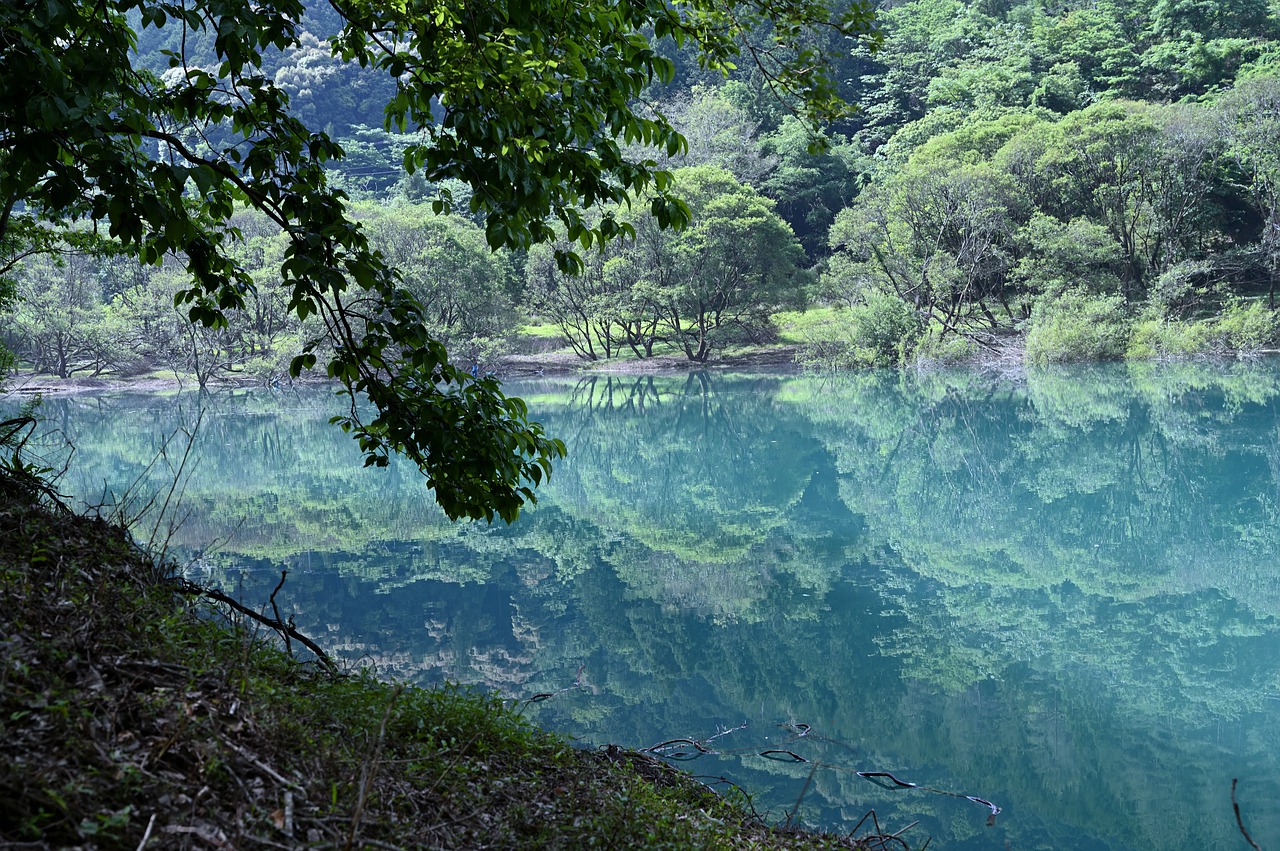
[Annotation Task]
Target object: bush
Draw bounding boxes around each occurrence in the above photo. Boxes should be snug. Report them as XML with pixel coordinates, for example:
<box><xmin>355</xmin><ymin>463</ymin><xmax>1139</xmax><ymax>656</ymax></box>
<box><xmin>913</xmin><ymin>322</ymin><xmax>979</xmax><ymax>364</ymax></box>
<box><xmin>1215</xmin><ymin>300</ymin><xmax>1279</xmax><ymax>351</ymax></box>
<box><xmin>1147</xmin><ymin>259</ymin><xmax>1223</xmax><ymax>318</ymax></box>
<box><xmin>794</xmin><ymin>291</ymin><xmax>923</xmax><ymax>369</ymax></box>
<box><xmin>1024</xmin><ymin>290</ymin><xmax>1130</xmax><ymax>364</ymax></box>
<box><xmin>1126</xmin><ymin>316</ymin><xmax>1190</xmax><ymax>358</ymax></box>
<box><xmin>1126</xmin><ymin>301</ymin><xmax>1279</xmax><ymax>358</ymax></box>
<box><xmin>1126</xmin><ymin>308</ymin><xmax>1220</xmax><ymax>358</ymax></box>
<box><xmin>845</xmin><ymin>289</ymin><xmax>923</xmax><ymax>366</ymax></box>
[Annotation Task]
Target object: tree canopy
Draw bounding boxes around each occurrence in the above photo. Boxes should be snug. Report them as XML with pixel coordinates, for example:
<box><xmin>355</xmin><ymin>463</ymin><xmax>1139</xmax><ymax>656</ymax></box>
<box><xmin>0</xmin><ymin>0</ymin><xmax>878</xmax><ymax>520</ymax></box>
<box><xmin>528</xmin><ymin>166</ymin><xmax>808</xmax><ymax>362</ymax></box>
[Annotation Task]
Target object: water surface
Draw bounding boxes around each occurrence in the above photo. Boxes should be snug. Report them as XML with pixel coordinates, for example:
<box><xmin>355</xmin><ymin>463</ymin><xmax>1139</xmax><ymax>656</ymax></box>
<box><xmin>14</xmin><ymin>361</ymin><xmax>1280</xmax><ymax>850</ymax></box>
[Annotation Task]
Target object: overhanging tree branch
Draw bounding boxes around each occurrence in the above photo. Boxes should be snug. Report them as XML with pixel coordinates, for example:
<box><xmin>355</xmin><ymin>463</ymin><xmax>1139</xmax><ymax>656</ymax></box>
<box><xmin>1</xmin><ymin>0</ymin><xmax>874</xmax><ymax>520</ymax></box>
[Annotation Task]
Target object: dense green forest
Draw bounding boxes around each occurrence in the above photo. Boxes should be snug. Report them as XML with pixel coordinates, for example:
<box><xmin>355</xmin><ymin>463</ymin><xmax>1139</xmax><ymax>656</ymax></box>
<box><xmin>7</xmin><ymin>0</ymin><xmax>1280</xmax><ymax>379</ymax></box>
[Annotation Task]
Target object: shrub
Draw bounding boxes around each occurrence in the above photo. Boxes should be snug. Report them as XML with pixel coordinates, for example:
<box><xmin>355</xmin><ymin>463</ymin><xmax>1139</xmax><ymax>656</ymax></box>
<box><xmin>914</xmin><ymin>322</ymin><xmax>979</xmax><ymax>364</ymax></box>
<box><xmin>1126</xmin><ymin>312</ymin><xmax>1207</xmax><ymax>358</ymax></box>
<box><xmin>1147</xmin><ymin>259</ymin><xmax>1223</xmax><ymax>318</ymax></box>
<box><xmin>1215</xmin><ymin>300</ymin><xmax>1279</xmax><ymax>351</ymax></box>
<box><xmin>1126</xmin><ymin>301</ymin><xmax>1280</xmax><ymax>358</ymax></box>
<box><xmin>794</xmin><ymin>291</ymin><xmax>923</xmax><ymax>369</ymax></box>
<box><xmin>1024</xmin><ymin>290</ymin><xmax>1130</xmax><ymax>364</ymax></box>
<box><xmin>845</xmin><ymin>289</ymin><xmax>924</xmax><ymax>366</ymax></box>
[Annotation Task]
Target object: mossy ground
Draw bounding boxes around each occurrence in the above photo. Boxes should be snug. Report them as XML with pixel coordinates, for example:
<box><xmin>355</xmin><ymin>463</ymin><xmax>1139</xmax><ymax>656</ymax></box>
<box><xmin>0</xmin><ymin>475</ymin><xmax>898</xmax><ymax>850</ymax></box>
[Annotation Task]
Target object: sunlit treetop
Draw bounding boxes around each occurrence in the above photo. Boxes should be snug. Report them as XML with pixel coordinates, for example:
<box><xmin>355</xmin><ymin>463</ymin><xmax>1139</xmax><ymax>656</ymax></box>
<box><xmin>0</xmin><ymin>0</ymin><xmax>878</xmax><ymax>521</ymax></box>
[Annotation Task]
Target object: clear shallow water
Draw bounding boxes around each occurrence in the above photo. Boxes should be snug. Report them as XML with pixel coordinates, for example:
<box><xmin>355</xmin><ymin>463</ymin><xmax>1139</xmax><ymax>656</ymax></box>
<box><xmin>12</xmin><ymin>361</ymin><xmax>1280</xmax><ymax>849</ymax></box>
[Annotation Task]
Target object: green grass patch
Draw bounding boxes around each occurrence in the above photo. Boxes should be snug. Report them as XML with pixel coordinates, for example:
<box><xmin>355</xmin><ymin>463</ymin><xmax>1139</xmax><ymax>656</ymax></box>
<box><xmin>773</xmin><ymin>306</ymin><xmax>848</xmax><ymax>345</ymax></box>
<box><xmin>518</xmin><ymin>322</ymin><xmax>567</xmax><ymax>339</ymax></box>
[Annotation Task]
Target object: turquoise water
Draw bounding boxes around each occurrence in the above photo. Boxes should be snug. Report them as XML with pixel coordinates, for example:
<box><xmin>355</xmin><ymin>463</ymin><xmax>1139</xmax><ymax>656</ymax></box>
<box><xmin>13</xmin><ymin>361</ymin><xmax>1280</xmax><ymax>849</ymax></box>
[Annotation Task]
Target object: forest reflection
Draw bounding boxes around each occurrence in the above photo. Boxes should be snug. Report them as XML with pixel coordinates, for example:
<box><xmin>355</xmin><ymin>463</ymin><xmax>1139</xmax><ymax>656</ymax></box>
<box><xmin>18</xmin><ymin>360</ymin><xmax>1280</xmax><ymax>850</ymax></box>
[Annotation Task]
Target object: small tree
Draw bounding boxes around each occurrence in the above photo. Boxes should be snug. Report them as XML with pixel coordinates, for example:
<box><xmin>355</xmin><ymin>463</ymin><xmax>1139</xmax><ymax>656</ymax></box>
<box><xmin>628</xmin><ymin>167</ymin><xmax>809</xmax><ymax>362</ymax></box>
<box><xmin>826</xmin><ymin>159</ymin><xmax>1021</xmax><ymax>337</ymax></box>
<box><xmin>1219</xmin><ymin>75</ymin><xmax>1280</xmax><ymax>307</ymax></box>
<box><xmin>116</xmin><ymin>264</ymin><xmax>252</xmax><ymax>387</ymax></box>
<box><xmin>526</xmin><ymin>237</ymin><xmax>646</xmax><ymax>361</ymax></box>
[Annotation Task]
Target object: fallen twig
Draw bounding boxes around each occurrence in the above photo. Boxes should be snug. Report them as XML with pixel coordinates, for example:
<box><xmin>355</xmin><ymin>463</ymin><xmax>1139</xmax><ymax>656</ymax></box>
<box><xmin>705</xmin><ymin>721</ymin><xmax>749</xmax><ymax>744</ymax></box>
<box><xmin>183</xmin><ymin>581</ymin><xmax>338</xmax><ymax>675</ymax></box>
<box><xmin>221</xmin><ymin>738</ymin><xmax>307</xmax><ymax>797</ymax></box>
<box><xmin>135</xmin><ymin>812</ymin><xmax>157</xmax><ymax>851</ymax></box>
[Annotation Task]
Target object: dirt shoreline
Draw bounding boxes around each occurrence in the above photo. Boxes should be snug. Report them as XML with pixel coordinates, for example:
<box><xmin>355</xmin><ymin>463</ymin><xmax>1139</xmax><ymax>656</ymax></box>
<box><xmin>0</xmin><ymin>346</ymin><xmax>807</xmax><ymax>396</ymax></box>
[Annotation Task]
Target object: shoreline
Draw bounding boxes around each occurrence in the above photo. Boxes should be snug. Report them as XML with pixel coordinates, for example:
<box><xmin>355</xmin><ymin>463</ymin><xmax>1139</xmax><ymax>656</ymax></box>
<box><xmin>1</xmin><ymin>475</ymin><xmax>884</xmax><ymax>850</ymax></box>
<box><xmin>7</xmin><ymin>340</ymin><xmax>1279</xmax><ymax>398</ymax></box>
<box><xmin>0</xmin><ymin>346</ymin><xmax>808</xmax><ymax>397</ymax></box>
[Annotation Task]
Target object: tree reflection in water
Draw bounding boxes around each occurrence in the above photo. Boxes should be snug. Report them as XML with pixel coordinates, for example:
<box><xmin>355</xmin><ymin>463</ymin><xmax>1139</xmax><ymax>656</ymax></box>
<box><xmin>18</xmin><ymin>360</ymin><xmax>1280</xmax><ymax>851</ymax></box>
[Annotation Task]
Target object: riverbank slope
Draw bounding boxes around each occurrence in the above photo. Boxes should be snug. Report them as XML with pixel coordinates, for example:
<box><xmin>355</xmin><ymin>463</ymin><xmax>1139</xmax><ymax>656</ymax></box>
<box><xmin>0</xmin><ymin>468</ymin><xmax>889</xmax><ymax>849</ymax></box>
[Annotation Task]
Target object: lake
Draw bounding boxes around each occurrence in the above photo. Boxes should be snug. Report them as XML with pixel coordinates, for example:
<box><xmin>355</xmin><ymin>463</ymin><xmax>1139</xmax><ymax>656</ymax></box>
<box><xmin>11</xmin><ymin>360</ymin><xmax>1280</xmax><ymax>850</ymax></box>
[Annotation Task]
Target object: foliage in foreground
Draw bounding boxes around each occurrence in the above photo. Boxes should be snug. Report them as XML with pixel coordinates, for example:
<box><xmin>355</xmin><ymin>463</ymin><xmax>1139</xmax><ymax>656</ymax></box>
<box><xmin>1</xmin><ymin>0</ymin><xmax>876</xmax><ymax>522</ymax></box>
<box><xmin>0</xmin><ymin>479</ymin><xmax>900</xmax><ymax>850</ymax></box>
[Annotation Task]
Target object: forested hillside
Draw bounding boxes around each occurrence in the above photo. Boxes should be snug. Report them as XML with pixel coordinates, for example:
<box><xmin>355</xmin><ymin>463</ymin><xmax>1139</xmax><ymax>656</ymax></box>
<box><xmin>822</xmin><ymin>0</ymin><xmax>1280</xmax><ymax>365</ymax></box>
<box><xmin>6</xmin><ymin>0</ymin><xmax>1280</xmax><ymax>377</ymax></box>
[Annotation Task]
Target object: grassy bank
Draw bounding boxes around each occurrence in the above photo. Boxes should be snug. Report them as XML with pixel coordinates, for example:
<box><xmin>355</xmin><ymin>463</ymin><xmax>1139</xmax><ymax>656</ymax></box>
<box><xmin>0</xmin><ymin>470</ymin><xmax>891</xmax><ymax>850</ymax></box>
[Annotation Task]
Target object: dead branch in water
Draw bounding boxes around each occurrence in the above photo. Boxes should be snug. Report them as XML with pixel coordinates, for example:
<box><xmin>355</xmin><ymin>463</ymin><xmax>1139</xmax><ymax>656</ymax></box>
<box><xmin>1233</xmin><ymin>778</ymin><xmax>1263</xmax><ymax>851</ymax></box>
